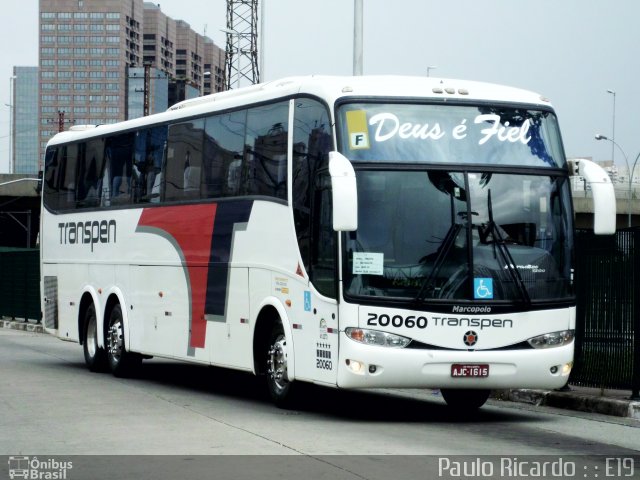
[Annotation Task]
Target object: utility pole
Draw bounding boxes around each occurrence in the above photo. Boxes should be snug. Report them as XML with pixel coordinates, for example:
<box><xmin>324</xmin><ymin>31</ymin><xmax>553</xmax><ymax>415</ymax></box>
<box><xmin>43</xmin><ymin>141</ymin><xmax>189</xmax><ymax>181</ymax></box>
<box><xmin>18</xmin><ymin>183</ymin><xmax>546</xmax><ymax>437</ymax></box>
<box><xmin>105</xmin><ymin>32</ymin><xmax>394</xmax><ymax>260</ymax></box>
<box><xmin>144</xmin><ymin>62</ymin><xmax>151</xmax><ymax>117</ymax></box>
<box><xmin>353</xmin><ymin>0</ymin><xmax>363</xmax><ymax>76</ymax></box>
<box><xmin>50</xmin><ymin>110</ymin><xmax>73</xmax><ymax>132</ymax></box>
<box><xmin>58</xmin><ymin>110</ymin><xmax>65</xmax><ymax>132</ymax></box>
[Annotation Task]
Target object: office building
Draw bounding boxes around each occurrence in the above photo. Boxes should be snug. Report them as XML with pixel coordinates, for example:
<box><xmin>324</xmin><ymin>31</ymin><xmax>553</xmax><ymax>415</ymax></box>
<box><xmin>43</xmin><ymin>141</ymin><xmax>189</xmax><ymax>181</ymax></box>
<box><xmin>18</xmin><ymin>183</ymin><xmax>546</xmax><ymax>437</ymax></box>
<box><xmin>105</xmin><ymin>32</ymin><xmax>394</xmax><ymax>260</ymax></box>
<box><xmin>142</xmin><ymin>2</ymin><xmax>176</xmax><ymax>77</ymax></box>
<box><xmin>38</xmin><ymin>0</ymin><xmax>225</xmax><ymax>165</ymax></box>
<box><xmin>12</xmin><ymin>67</ymin><xmax>40</xmax><ymax>174</ymax></box>
<box><xmin>127</xmin><ymin>66</ymin><xmax>169</xmax><ymax>119</ymax></box>
<box><xmin>204</xmin><ymin>38</ymin><xmax>225</xmax><ymax>95</ymax></box>
<box><xmin>38</xmin><ymin>0</ymin><xmax>145</xmax><ymax>164</ymax></box>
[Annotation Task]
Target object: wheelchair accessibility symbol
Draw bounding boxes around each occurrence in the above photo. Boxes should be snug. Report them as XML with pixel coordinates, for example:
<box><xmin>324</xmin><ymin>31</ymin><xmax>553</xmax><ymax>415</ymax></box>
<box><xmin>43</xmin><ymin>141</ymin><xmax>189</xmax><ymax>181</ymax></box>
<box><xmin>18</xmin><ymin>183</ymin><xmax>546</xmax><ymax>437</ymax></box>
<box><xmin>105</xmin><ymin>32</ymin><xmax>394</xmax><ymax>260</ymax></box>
<box><xmin>474</xmin><ymin>278</ymin><xmax>494</xmax><ymax>299</ymax></box>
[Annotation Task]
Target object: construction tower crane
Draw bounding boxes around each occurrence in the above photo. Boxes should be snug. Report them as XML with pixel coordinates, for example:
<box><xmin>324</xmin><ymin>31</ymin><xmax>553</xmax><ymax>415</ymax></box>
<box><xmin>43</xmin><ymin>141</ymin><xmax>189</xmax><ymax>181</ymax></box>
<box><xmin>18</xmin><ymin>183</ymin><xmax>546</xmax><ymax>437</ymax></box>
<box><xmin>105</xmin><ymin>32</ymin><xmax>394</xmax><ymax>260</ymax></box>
<box><xmin>224</xmin><ymin>0</ymin><xmax>260</xmax><ymax>89</ymax></box>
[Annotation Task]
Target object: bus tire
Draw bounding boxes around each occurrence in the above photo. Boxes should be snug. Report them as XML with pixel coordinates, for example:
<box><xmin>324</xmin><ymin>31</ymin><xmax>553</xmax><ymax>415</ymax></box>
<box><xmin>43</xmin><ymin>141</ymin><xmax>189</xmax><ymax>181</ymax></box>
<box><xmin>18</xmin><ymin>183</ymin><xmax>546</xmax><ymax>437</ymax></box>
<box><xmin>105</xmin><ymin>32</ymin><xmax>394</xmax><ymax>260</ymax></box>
<box><xmin>83</xmin><ymin>304</ymin><xmax>108</xmax><ymax>372</ymax></box>
<box><xmin>265</xmin><ymin>321</ymin><xmax>296</xmax><ymax>408</ymax></box>
<box><xmin>440</xmin><ymin>388</ymin><xmax>491</xmax><ymax>410</ymax></box>
<box><xmin>106</xmin><ymin>303</ymin><xmax>141</xmax><ymax>377</ymax></box>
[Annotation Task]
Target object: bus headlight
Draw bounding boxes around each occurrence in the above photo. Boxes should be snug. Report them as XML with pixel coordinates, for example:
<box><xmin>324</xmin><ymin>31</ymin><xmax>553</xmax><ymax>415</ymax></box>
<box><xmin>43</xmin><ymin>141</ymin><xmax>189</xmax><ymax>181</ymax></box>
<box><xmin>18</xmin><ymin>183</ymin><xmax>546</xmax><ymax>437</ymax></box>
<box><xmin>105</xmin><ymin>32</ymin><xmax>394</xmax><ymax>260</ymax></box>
<box><xmin>346</xmin><ymin>327</ymin><xmax>411</xmax><ymax>348</ymax></box>
<box><xmin>527</xmin><ymin>330</ymin><xmax>575</xmax><ymax>349</ymax></box>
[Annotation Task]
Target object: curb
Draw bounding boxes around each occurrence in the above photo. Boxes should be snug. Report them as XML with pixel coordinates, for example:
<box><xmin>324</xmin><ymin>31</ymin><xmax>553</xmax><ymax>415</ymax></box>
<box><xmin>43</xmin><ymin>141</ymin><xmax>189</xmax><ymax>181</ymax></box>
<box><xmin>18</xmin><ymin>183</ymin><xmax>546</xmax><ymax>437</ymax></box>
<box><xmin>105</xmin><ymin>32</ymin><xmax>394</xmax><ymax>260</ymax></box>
<box><xmin>0</xmin><ymin>319</ymin><xmax>45</xmax><ymax>334</ymax></box>
<box><xmin>496</xmin><ymin>388</ymin><xmax>640</xmax><ymax>420</ymax></box>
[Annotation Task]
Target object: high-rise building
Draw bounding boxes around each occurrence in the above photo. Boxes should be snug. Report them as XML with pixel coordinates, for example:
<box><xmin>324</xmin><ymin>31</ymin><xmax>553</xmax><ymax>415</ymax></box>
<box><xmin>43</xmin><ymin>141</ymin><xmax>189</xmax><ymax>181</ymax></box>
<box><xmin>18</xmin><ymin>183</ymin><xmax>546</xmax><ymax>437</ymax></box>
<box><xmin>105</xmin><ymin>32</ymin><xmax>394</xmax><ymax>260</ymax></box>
<box><xmin>175</xmin><ymin>20</ymin><xmax>205</xmax><ymax>93</ymax></box>
<box><xmin>38</xmin><ymin>0</ymin><xmax>145</xmax><ymax>165</ymax></box>
<box><xmin>203</xmin><ymin>38</ymin><xmax>225</xmax><ymax>95</ymax></box>
<box><xmin>37</xmin><ymin>0</ymin><xmax>225</xmax><ymax>167</ymax></box>
<box><xmin>142</xmin><ymin>2</ymin><xmax>176</xmax><ymax>77</ymax></box>
<box><xmin>12</xmin><ymin>67</ymin><xmax>39</xmax><ymax>174</ymax></box>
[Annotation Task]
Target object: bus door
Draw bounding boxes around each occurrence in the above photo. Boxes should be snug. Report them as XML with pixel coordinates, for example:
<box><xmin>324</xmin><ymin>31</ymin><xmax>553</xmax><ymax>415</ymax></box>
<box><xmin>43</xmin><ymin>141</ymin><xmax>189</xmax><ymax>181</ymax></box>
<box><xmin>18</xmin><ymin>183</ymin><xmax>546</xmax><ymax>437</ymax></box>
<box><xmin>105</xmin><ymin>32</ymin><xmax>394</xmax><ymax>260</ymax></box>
<box><xmin>292</xmin><ymin>170</ymin><xmax>339</xmax><ymax>385</ymax></box>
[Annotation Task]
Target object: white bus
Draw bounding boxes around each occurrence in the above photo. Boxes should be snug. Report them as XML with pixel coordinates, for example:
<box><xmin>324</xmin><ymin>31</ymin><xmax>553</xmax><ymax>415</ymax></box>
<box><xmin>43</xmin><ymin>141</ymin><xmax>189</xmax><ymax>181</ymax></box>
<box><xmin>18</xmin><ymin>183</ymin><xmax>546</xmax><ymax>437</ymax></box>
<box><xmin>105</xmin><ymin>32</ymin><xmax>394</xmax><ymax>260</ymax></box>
<box><xmin>41</xmin><ymin>76</ymin><xmax>615</xmax><ymax>409</ymax></box>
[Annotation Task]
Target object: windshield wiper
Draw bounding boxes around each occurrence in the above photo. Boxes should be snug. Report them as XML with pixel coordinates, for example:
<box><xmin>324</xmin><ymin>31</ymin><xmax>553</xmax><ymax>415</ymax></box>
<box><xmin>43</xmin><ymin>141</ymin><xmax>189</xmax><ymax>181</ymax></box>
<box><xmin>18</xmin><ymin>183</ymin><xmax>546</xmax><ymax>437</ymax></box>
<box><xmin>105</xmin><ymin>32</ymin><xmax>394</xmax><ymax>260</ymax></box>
<box><xmin>415</xmin><ymin>222</ymin><xmax>463</xmax><ymax>302</ymax></box>
<box><xmin>485</xmin><ymin>190</ymin><xmax>531</xmax><ymax>304</ymax></box>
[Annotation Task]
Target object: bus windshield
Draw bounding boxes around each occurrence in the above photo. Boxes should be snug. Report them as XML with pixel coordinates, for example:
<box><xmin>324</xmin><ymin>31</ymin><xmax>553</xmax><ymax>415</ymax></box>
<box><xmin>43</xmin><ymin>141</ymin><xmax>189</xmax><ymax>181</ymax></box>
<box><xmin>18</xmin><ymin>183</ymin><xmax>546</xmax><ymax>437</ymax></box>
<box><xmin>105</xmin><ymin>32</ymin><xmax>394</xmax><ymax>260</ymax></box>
<box><xmin>337</xmin><ymin>102</ymin><xmax>566</xmax><ymax>168</ymax></box>
<box><xmin>337</xmin><ymin>102</ymin><xmax>574</xmax><ymax>305</ymax></box>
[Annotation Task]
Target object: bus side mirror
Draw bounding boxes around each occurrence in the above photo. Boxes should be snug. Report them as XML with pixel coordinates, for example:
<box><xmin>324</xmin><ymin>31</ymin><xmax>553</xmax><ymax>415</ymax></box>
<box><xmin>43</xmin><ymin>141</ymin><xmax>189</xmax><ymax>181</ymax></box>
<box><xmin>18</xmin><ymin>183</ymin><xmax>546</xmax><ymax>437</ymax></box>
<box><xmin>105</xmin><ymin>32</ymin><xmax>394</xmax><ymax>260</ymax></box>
<box><xmin>328</xmin><ymin>151</ymin><xmax>358</xmax><ymax>231</ymax></box>
<box><xmin>568</xmin><ymin>158</ymin><xmax>616</xmax><ymax>234</ymax></box>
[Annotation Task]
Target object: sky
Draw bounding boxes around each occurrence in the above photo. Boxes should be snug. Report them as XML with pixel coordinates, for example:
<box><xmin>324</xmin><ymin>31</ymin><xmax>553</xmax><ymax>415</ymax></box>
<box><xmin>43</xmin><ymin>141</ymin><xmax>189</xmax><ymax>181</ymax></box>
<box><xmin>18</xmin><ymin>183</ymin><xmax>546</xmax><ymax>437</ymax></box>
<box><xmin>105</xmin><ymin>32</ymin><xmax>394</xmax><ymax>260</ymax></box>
<box><xmin>1</xmin><ymin>0</ymin><xmax>639</xmax><ymax>173</ymax></box>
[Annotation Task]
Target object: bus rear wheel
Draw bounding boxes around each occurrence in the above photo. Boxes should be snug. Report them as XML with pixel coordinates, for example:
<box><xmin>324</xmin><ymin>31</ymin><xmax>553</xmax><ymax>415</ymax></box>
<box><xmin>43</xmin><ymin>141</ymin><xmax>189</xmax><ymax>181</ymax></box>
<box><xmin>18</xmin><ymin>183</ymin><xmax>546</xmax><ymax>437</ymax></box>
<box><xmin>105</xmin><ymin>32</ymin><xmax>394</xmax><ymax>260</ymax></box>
<box><xmin>83</xmin><ymin>304</ymin><xmax>107</xmax><ymax>372</ymax></box>
<box><xmin>265</xmin><ymin>321</ymin><xmax>296</xmax><ymax>408</ymax></box>
<box><xmin>106</xmin><ymin>304</ymin><xmax>141</xmax><ymax>377</ymax></box>
<box><xmin>440</xmin><ymin>388</ymin><xmax>491</xmax><ymax>410</ymax></box>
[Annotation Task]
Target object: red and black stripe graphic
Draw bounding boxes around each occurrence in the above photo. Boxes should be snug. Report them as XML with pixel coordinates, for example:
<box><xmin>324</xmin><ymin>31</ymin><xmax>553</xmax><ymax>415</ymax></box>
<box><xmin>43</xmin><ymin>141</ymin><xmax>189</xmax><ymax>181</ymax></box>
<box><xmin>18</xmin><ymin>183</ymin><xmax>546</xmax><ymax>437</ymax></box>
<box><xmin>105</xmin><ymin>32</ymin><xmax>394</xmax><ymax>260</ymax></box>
<box><xmin>137</xmin><ymin>200</ymin><xmax>253</xmax><ymax>349</ymax></box>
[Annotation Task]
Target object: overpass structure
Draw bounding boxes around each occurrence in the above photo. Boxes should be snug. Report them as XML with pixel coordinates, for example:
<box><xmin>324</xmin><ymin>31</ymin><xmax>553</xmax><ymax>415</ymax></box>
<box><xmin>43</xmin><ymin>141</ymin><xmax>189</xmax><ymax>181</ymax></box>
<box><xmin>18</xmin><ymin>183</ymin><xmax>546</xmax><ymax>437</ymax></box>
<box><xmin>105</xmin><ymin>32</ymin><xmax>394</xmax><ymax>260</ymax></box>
<box><xmin>573</xmin><ymin>186</ymin><xmax>640</xmax><ymax>230</ymax></box>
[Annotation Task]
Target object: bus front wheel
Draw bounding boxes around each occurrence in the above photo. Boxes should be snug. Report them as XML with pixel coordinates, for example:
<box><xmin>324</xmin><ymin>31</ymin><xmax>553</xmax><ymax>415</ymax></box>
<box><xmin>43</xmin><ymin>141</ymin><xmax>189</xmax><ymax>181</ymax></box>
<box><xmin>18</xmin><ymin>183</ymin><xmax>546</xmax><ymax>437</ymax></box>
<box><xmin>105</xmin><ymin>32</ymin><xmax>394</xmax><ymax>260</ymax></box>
<box><xmin>106</xmin><ymin>304</ymin><xmax>141</xmax><ymax>377</ymax></box>
<box><xmin>83</xmin><ymin>304</ymin><xmax>108</xmax><ymax>372</ymax></box>
<box><xmin>265</xmin><ymin>321</ymin><xmax>296</xmax><ymax>408</ymax></box>
<box><xmin>440</xmin><ymin>388</ymin><xmax>491</xmax><ymax>410</ymax></box>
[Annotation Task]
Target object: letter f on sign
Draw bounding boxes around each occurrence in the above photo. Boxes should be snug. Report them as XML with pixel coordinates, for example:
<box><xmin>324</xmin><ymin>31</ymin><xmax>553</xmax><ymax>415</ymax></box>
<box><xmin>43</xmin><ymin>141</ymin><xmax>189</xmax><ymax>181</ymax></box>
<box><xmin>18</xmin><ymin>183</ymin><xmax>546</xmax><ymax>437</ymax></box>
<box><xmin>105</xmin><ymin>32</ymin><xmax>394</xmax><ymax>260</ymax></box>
<box><xmin>350</xmin><ymin>132</ymin><xmax>369</xmax><ymax>149</ymax></box>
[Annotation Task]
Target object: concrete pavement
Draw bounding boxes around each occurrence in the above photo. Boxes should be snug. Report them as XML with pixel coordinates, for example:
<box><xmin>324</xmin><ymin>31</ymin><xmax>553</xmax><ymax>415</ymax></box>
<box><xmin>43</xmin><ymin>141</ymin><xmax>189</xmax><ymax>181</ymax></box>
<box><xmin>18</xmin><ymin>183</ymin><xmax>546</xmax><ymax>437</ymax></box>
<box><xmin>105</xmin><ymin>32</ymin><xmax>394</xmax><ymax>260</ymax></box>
<box><xmin>2</xmin><ymin>317</ymin><xmax>639</xmax><ymax>420</ymax></box>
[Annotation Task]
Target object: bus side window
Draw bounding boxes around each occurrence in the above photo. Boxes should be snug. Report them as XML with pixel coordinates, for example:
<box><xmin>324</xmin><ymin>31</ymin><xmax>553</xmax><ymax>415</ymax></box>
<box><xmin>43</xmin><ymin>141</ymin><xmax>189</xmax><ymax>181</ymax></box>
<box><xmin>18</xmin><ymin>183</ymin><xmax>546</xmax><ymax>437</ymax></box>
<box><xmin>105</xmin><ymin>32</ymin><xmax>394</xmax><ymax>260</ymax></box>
<box><xmin>203</xmin><ymin>110</ymin><xmax>245</xmax><ymax>199</ymax></box>
<box><xmin>105</xmin><ymin>133</ymin><xmax>135</xmax><ymax>205</ymax></box>
<box><xmin>165</xmin><ymin>119</ymin><xmax>204</xmax><ymax>202</ymax></box>
<box><xmin>60</xmin><ymin>144</ymin><xmax>79</xmax><ymax>210</ymax></box>
<box><xmin>77</xmin><ymin>137</ymin><xmax>105</xmax><ymax>208</ymax></box>
<box><xmin>132</xmin><ymin>129</ymin><xmax>148</xmax><ymax>203</ymax></box>
<box><xmin>245</xmin><ymin>102</ymin><xmax>289</xmax><ymax>200</ymax></box>
<box><xmin>128</xmin><ymin>126</ymin><xmax>166</xmax><ymax>204</ymax></box>
<box><xmin>43</xmin><ymin>147</ymin><xmax>60</xmax><ymax>211</ymax></box>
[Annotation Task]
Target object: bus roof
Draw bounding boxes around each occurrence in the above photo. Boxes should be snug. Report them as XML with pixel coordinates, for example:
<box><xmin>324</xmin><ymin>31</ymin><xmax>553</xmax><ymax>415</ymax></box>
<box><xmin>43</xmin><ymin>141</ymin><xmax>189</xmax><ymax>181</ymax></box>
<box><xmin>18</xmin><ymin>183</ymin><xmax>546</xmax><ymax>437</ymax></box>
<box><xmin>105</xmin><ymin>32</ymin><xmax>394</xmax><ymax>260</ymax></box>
<box><xmin>46</xmin><ymin>75</ymin><xmax>553</xmax><ymax>146</ymax></box>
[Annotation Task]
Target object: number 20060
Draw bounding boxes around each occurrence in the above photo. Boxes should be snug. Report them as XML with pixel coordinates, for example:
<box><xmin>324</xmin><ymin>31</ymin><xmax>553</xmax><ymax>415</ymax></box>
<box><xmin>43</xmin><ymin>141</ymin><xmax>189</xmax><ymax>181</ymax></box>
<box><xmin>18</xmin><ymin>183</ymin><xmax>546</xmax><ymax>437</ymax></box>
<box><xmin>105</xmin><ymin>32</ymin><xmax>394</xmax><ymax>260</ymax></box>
<box><xmin>367</xmin><ymin>313</ymin><xmax>428</xmax><ymax>329</ymax></box>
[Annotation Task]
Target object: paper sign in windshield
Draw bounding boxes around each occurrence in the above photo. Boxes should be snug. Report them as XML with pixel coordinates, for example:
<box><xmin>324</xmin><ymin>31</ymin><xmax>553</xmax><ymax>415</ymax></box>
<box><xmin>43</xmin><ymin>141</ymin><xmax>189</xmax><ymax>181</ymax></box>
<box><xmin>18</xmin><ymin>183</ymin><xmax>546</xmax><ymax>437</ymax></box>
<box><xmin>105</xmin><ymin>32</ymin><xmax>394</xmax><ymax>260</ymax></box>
<box><xmin>346</xmin><ymin>110</ymin><xmax>371</xmax><ymax>149</ymax></box>
<box><xmin>353</xmin><ymin>252</ymin><xmax>384</xmax><ymax>275</ymax></box>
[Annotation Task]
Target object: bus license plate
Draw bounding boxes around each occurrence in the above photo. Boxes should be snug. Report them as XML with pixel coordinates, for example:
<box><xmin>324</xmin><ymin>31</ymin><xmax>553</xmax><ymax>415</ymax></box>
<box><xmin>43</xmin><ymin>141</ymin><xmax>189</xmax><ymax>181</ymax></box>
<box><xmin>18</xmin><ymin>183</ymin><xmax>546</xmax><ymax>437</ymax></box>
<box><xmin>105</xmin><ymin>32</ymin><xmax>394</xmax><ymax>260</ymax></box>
<box><xmin>451</xmin><ymin>364</ymin><xmax>489</xmax><ymax>378</ymax></box>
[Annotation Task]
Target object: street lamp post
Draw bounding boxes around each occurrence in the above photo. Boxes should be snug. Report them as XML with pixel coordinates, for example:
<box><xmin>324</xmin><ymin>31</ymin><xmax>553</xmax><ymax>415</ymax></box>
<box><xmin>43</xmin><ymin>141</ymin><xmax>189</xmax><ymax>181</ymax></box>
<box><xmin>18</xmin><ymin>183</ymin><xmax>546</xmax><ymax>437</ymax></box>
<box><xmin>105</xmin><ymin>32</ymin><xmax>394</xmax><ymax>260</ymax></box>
<box><xmin>353</xmin><ymin>0</ymin><xmax>363</xmax><ymax>76</ymax></box>
<box><xmin>595</xmin><ymin>134</ymin><xmax>640</xmax><ymax>227</ymax></box>
<box><xmin>259</xmin><ymin>0</ymin><xmax>265</xmax><ymax>81</ymax></box>
<box><xmin>5</xmin><ymin>75</ymin><xmax>16</xmax><ymax>173</ymax></box>
<box><xmin>607</xmin><ymin>89</ymin><xmax>616</xmax><ymax>165</ymax></box>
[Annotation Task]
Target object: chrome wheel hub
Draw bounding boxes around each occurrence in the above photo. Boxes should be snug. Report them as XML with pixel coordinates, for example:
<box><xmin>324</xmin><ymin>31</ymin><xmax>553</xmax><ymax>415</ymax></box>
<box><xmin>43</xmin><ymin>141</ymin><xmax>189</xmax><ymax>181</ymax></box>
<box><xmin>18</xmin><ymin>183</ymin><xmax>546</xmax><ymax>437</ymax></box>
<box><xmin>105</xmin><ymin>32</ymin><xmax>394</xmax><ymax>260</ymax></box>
<box><xmin>267</xmin><ymin>335</ymin><xmax>288</xmax><ymax>391</ymax></box>
<box><xmin>108</xmin><ymin>320</ymin><xmax>124</xmax><ymax>361</ymax></box>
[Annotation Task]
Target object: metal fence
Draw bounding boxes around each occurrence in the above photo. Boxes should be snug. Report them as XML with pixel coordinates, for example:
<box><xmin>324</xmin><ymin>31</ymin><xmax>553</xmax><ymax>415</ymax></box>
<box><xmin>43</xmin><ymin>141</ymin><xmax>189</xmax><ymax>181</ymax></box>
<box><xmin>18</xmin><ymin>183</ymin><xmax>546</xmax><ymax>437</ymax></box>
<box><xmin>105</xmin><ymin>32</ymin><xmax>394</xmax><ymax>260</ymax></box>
<box><xmin>572</xmin><ymin>229</ymin><xmax>640</xmax><ymax>397</ymax></box>
<box><xmin>0</xmin><ymin>248</ymin><xmax>40</xmax><ymax>322</ymax></box>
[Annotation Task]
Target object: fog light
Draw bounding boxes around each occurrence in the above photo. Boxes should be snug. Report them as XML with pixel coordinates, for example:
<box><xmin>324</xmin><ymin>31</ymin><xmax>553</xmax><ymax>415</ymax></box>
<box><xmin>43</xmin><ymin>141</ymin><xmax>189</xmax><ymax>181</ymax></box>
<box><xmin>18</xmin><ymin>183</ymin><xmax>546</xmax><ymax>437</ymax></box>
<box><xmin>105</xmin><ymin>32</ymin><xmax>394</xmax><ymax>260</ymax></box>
<box><xmin>369</xmin><ymin>364</ymin><xmax>377</xmax><ymax>374</ymax></box>
<box><xmin>347</xmin><ymin>359</ymin><xmax>364</xmax><ymax>373</ymax></box>
<box><xmin>550</xmin><ymin>366</ymin><xmax>558</xmax><ymax>374</ymax></box>
<box><xmin>562</xmin><ymin>362</ymin><xmax>573</xmax><ymax>375</ymax></box>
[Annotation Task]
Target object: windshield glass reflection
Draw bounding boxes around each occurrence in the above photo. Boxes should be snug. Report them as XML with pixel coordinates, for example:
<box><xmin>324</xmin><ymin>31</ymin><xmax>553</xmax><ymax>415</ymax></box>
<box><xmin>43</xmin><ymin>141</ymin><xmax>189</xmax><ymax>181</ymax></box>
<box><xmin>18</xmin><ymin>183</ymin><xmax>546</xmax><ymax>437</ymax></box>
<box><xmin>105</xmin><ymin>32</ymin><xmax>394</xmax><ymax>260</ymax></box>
<box><xmin>343</xmin><ymin>170</ymin><xmax>574</xmax><ymax>304</ymax></box>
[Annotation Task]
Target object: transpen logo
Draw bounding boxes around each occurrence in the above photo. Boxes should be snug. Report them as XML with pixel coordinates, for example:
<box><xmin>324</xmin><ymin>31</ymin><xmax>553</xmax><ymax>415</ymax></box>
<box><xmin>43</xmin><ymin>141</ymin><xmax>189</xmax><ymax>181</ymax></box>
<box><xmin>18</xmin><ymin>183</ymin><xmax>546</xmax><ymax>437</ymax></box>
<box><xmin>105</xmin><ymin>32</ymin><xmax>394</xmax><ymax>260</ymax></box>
<box><xmin>58</xmin><ymin>219</ymin><xmax>117</xmax><ymax>252</ymax></box>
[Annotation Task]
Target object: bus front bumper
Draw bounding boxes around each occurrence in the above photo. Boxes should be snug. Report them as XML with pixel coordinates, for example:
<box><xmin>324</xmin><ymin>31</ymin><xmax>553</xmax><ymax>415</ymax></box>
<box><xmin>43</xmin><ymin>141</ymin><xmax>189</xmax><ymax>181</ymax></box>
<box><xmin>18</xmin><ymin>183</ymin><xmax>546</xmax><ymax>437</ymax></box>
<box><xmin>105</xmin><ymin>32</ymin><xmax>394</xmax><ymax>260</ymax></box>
<box><xmin>336</xmin><ymin>333</ymin><xmax>573</xmax><ymax>390</ymax></box>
